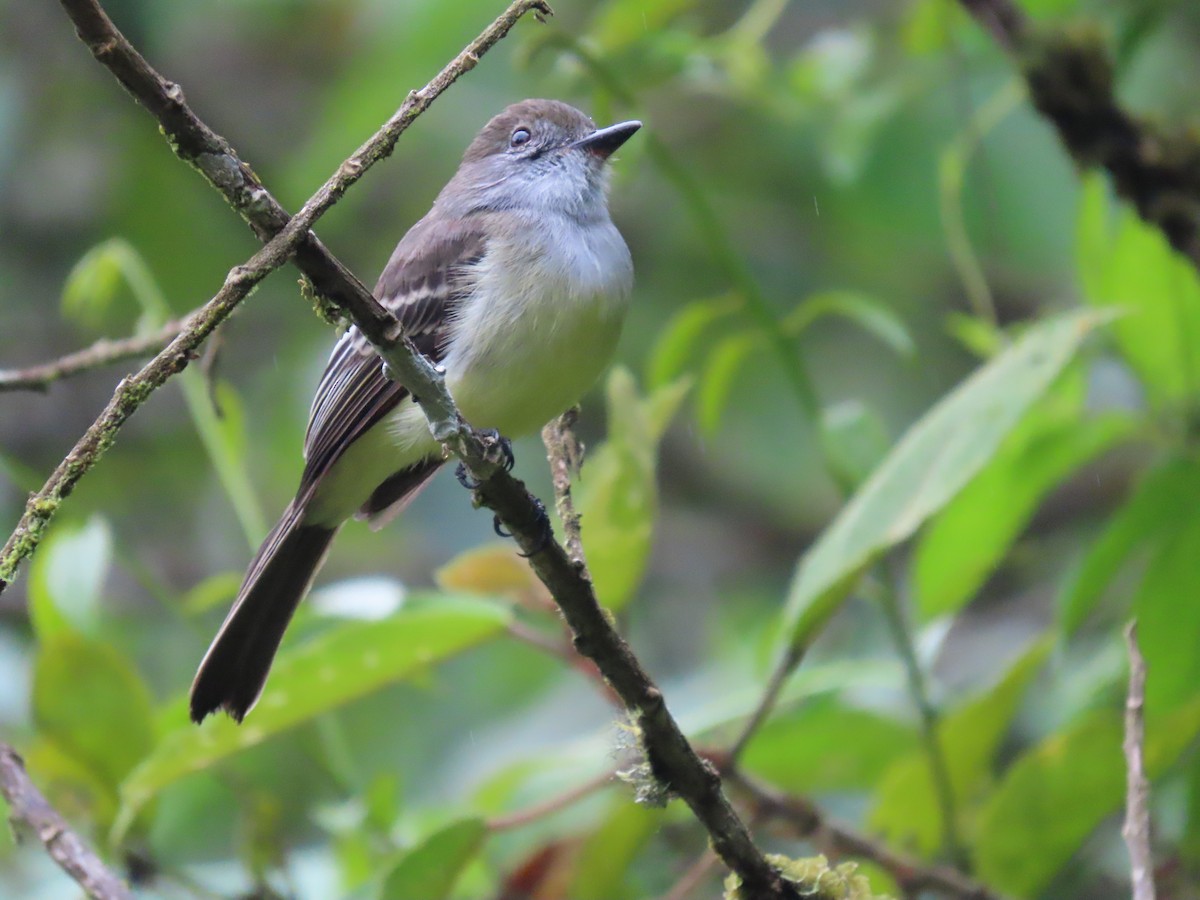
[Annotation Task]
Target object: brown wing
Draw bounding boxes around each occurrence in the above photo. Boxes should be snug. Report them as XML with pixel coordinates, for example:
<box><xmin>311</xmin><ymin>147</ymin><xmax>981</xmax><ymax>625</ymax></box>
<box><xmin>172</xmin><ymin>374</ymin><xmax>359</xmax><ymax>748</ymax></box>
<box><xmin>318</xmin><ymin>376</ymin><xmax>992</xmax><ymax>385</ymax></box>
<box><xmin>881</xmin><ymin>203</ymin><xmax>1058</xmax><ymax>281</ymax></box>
<box><xmin>295</xmin><ymin>217</ymin><xmax>486</xmax><ymax>505</ymax></box>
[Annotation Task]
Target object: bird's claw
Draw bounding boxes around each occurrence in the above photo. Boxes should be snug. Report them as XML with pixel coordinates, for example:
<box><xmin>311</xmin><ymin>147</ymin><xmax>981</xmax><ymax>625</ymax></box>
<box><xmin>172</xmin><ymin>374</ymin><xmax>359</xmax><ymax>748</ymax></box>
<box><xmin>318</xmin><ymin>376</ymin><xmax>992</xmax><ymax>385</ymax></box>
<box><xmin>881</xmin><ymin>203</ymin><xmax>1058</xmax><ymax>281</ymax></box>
<box><xmin>479</xmin><ymin>428</ymin><xmax>515</xmax><ymax>472</ymax></box>
<box><xmin>494</xmin><ymin>498</ymin><xmax>552</xmax><ymax>558</ymax></box>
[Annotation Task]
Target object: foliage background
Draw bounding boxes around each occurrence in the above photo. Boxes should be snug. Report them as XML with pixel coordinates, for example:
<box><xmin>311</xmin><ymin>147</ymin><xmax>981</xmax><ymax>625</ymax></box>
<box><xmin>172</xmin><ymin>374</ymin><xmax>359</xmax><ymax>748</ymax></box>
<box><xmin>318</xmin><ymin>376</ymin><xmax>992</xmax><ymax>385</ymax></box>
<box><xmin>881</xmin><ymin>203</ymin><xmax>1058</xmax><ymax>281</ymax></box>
<box><xmin>2</xmin><ymin>0</ymin><xmax>1200</xmax><ymax>897</ymax></box>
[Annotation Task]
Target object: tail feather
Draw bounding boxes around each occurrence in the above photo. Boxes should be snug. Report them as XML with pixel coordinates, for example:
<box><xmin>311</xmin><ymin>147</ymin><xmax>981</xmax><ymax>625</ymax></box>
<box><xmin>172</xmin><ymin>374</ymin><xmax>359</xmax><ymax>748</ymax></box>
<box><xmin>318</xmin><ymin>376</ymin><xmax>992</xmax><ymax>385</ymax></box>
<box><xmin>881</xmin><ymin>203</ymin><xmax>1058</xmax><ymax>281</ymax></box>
<box><xmin>190</xmin><ymin>503</ymin><xmax>336</xmax><ymax>723</ymax></box>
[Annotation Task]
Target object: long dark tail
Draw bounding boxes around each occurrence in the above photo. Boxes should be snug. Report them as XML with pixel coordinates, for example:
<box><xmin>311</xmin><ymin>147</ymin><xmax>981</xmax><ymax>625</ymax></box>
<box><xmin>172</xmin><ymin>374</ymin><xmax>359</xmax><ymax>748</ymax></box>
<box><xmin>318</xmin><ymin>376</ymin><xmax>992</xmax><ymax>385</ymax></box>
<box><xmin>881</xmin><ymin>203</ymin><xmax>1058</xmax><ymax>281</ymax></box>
<box><xmin>190</xmin><ymin>503</ymin><xmax>336</xmax><ymax>723</ymax></box>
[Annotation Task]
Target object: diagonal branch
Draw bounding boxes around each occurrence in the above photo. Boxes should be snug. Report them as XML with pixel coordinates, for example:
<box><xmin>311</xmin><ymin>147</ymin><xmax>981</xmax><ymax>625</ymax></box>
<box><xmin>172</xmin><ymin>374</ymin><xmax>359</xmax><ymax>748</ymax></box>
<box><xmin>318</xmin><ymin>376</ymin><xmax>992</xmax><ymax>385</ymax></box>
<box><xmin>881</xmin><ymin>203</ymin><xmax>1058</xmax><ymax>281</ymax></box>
<box><xmin>0</xmin><ymin>320</ymin><xmax>183</xmax><ymax>392</ymax></box>
<box><xmin>957</xmin><ymin>0</ymin><xmax>1200</xmax><ymax>269</ymax></box>
<box><xmin>0</xmin><ymin>742</ymin><xmax>132</xmax><ymax>900</ymax></box>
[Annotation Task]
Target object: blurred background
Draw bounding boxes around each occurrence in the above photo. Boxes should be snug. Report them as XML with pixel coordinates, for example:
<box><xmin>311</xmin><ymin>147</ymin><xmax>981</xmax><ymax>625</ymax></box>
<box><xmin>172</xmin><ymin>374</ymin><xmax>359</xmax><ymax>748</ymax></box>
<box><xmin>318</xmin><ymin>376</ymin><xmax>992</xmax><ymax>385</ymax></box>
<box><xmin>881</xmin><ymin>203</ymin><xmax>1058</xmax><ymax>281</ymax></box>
<box><xmin>3</xmin><ymin>0</ymin><xmax>1200</xmax><ymax>898</ymax></box>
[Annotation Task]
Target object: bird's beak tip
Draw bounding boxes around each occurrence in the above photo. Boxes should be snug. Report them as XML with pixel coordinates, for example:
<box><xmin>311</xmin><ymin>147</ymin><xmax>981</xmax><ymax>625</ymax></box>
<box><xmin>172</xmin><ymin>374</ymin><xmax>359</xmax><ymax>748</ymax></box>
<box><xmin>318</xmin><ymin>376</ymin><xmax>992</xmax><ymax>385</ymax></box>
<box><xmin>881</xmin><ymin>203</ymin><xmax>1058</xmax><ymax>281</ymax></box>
<box><xmin>573</xmin><ymin>120</ymin><xmax>642</xmax><ymax>159</ymax></box>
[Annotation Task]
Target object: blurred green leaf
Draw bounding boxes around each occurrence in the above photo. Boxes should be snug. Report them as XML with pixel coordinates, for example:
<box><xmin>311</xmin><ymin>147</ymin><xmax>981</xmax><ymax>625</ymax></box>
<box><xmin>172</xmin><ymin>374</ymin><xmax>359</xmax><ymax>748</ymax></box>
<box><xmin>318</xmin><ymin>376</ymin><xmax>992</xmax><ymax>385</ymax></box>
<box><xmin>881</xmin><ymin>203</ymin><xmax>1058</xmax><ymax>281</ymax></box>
<box><xmin>61</xmin><ymin>239</ymin><xmax>128</xmax><ymax>329</ymax></box>
<box><xmin>589</xmin><ymin>0</ymin><xmax>694</xmax><ymax>51</ymax></box>
<box><xmin>28</xmin><ymin>515</ymin><xmax>112</xmax><ymax>641</ymax></box>
<box><xmin>576</xmin><ymin>368</ymin><xmax>689</xmax><ymax>613</ymax></box>
<box><xmin>1060</xmin><ymin>457</ymin><xmax>1200</xmax><ymax>634</ymax></box>
<box><xmin>697</xmin><ymin>332</ymin><xmax>756</xmax><ymax>434</ymax></box>
<box><xmin>781</xmin><ymin>310</ymin><xmax>1104</xmax><ymax>654</ymax></box>
<box><xmin>871</xmin><ymin>637</ymin><xmax>1052</xmax><ymax>855</ymax></box>
<box><xmin>741</xmin><ymin>695</ymin><xmax>917</xmax><ymax>793</ymax></box>
<box><xmin>975</xmin><ymin>693</ymin><xmax>1200</xmax><ymax>895</ymax></box>
<box><xmin>571</xmin><ymin>800</ymin><xmax>665</xmax><ymax>900</ymax></box>
<box><xmin>181</xmin><ymin>571</ymin><xmax>242</xmax><ymax>616</ymax></box>
<box><xmin>782</xmin><ymin>290</ymin><xmax>915</xmax><ymax>360</ymax></box>
<box><xmin>379</xmin><ymin>818</ymin><xmax>485</xmax><ymax>900</ymax></box>
<box><xmin>1134</xmin><ymin>512</ymin><xmax>1200</xmax><ymax>713</ymax></box>
<box><xmin>944</xmin><ymin>312</ymin><xmax>1004</xmax><ymax>359</ymax></box>
<box><xmin>820</xmin><ymin>401</ymin><xmax>892</xmax><ymax>491</ymax></box>
<box><xmin>116</xmin><ymin>597</ymin><xmax>510</xmax><ymax>840</ymax></box>
<box><xmin>24</xmin><ymin>737</ymin><xmax>118</xmax><ymax>830</ymax></box>
<box><xmin>646</xmin><ymin>295</ymin><xmax>738</xmax><ymax>389</ymax></box>
<box><xmin>901</xmin><ymin>0</ymin><xmax>970</xmax><ymax>55</ymax></box>
<box><xmin>1077</xmin><ymin>174</ymin><xmax>1200</xmax><ymax>405</ymax></box>
<box><xmin>974</xmin><ymin>711</ymin><xmax>1123</xmax><ymax>895</ymax></box>
<box><xmin>33</xmin><ymin>632</ymin><xmax>155</xmax><ymax>824</ymax></box>
<box><xmin>435</xmin><ymin>544</ymin><xmax>538</xmax><ymax>603</ymax></box>
<box><xmin>914</xmin><ymin>375</ymin><xmax>1134</xmax><ymax>620</ymax></box>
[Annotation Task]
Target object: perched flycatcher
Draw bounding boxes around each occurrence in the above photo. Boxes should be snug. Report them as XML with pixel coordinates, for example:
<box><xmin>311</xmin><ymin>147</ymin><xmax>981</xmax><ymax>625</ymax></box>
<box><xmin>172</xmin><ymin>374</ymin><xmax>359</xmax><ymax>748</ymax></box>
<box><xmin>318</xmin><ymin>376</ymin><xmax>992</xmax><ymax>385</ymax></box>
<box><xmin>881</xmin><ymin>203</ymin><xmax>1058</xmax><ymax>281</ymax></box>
<box><xmin>190</xmin><ymin>99</ymin><xmax>640</xmax><ymax>723</ymax></box>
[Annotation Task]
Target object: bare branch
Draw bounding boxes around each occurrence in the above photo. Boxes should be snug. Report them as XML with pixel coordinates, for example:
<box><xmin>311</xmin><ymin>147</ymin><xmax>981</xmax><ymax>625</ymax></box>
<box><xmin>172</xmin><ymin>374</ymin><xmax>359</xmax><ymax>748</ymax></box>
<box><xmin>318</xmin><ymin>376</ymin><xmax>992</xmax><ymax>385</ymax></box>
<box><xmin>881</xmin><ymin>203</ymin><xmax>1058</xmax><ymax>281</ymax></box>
<box><xmin>0</xmin><ymin>742</ymin><xmax>132</xmax><ymax>900</ymax></box>
<box><xmin>957</xmin><ymin>0</ymin><xmax>1200</xmax><ymax>269</ymax></box>
<box><xmin>487</xmin><ymin>769</ymin><xmax>615</xmax><ymax>832</ymax></box>
<box><xmin>1123</xmin><ymin>622</ymin><xmax>1156</xmax><ymax>900</ymax></box>
<box><xmin>0</xmin><ymin>321</ymin><xmax>183</xmax><ymax>392</ymax></box>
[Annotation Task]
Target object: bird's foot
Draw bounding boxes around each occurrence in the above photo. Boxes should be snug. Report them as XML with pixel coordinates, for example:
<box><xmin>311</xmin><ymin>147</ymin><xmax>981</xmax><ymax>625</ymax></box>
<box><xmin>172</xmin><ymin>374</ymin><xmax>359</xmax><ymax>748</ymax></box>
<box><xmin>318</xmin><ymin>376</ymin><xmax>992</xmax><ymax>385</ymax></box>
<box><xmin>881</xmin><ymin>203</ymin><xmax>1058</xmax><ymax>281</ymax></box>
<box><xmin>493</xmin><ymin>498</ymin><xmax>553</xmax><ymax>558</ymax></box>
<box><xmin>479</xmin><ymin>428</ymin><xmax>515</xmax><ymax>472</ymax></box>
<box><xmin>454</xmin><ymin>429</ymin><xmax>514</xmax><ymax>490</ymax></box>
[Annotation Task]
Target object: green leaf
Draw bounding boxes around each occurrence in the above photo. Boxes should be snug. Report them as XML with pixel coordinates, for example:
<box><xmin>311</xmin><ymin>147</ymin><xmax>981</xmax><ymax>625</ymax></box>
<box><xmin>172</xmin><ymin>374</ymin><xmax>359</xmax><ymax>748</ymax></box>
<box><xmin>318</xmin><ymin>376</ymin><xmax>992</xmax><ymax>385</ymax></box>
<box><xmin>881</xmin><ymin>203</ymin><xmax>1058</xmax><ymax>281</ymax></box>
<box><xmin>741</xmin><ymin>695</ymin><xmax>917</xmax><ymax>793</ymax></box>
<box><xmin>180</xmin><ymin>571</ymin><xmax>243</xmax><ymax>616</ymax></box>
<box><xmin>870</xmin><ymin>637</ymin><xmax>1052</xmax><ymax>855</ymax></box>
<box><xmin>570</xmin><ymin>800</ymin><xmax>665</xmax><ymax>900</ymax></box>
<box><xmin>1134</xmin><ymin>512</ymin><xmax>1200</xmax><ymax>712</ymax></box>
<box><xmin>33</xmin><ymin>633</ymin><xmax>156</xmax><ymax>807</ymax></box>
<box><xmin>782</xmin><ymin>290</ymin><xmax>915</xmax><ymax>360</ymax></box>
<box><xmin>914</xmin><ymin>375</ymin><xmax>1134</xmax><ymax>620</ymax></box>
<box><xmin>975</xmin><ymin>694</ymin><xmax>1200</xmax><ymax>895</ymax></box>
<box><xmin>575</xmin><ymin>368</ymin><xmax>689</xmax><ymax>613</ymax></box>
<box><xmin>1060</xmin><ymin>457</ymin><xmax>1200</xmax><ymax>634</ymax></box>
<box><xmin>61</xmin><ymin>239</ymin><xmax>128</xmax><ymax>329</ymax></box>
<box><xmin>1077</xmin><ymin>173</ymin><xmax>1200</xmax><ymax>405</ymax></box>
<box><xmin>116</xmin><ymin>597</ymin><xmax>510</xmax><ymax>840</ymax></box>
<box><xmin>379</xmin><ymin>818</ymin><xmax>486</xmax><ymax>900</ymax></box>
<box><xmin>28</xmin><ymin>515</ymin><xmax>112</xmax><ymax>640</ymax></box>
<box><xmin>821</xmin><ymin>401</ymin><xmax>892</xmax><ymax>492</ymax></box>
<box><xmin>780</xmin><ymin>310</ymin><xmax>1104</xmax><ymax>652</ymax></box>
<box><xmin>974</xmin><ymin>711</ymin><xmax>1123</xmax><ymax>895</ymax></box>
<box><xmin>697</xmin><ymin>332</ymin><xmax>756</xmax><ymax>434</ymax></box>
<box><xmin>646</xmin><ymin>295</ymin><xmax>738</xmax><ymax>389</ymax></box>
<box><xmin>590</xmin><ymin>0</ymin><xmax>694</xmax><ymax>50</ymax></box>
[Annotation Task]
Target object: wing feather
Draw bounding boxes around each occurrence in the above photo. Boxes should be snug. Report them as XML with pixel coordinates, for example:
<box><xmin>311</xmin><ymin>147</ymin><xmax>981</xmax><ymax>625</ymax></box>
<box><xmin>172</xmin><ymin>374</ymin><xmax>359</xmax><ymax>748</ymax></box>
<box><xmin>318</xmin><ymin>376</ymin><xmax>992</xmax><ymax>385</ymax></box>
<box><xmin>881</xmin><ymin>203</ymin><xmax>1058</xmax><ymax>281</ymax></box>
<box><xmin>295</xmin><ymin>218</ymin><xmax>486</xmax><ymax>505</ymax></box>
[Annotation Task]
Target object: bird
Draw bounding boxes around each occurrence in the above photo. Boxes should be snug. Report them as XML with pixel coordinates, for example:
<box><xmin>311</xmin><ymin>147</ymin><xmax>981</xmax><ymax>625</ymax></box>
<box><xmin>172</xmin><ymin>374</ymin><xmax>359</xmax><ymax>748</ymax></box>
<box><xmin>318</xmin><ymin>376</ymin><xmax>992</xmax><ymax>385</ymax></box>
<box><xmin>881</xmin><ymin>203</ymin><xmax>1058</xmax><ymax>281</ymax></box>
<box><xmin>189</xmin><ymin>99</ymin><xmax>641</xmax><ymax>723</ymax></box>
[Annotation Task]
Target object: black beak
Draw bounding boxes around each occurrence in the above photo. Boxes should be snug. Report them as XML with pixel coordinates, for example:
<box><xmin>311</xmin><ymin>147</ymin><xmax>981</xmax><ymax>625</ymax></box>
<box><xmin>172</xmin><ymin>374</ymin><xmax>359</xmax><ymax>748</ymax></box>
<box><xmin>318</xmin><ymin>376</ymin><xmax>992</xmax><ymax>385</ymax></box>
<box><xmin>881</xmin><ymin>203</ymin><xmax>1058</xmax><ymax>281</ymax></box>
<box><xmin>572</xmin><ymin>120</ymin><xmax>642</xmax><ymax>159</ymax></box>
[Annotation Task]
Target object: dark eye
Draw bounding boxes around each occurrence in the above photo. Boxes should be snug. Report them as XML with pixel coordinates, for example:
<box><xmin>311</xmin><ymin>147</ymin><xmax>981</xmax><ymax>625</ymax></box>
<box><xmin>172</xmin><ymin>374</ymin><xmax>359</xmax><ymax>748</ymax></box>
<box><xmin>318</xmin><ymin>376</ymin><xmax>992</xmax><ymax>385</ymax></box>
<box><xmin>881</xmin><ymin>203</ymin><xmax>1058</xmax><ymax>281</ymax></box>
<box><xmin>510</xmin><ymin>127</ymin><xmax>531</xmax><ymax>148</ymax></box>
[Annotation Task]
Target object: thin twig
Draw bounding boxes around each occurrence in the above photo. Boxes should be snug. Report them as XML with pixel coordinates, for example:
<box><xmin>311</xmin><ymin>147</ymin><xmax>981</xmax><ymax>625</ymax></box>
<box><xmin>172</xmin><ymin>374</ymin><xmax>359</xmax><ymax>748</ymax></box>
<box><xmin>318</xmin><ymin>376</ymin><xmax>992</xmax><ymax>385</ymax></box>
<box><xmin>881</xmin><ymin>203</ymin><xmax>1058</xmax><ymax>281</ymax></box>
<box><xmin>487</xmin><ymin>769</ymin><xmax>615</xmax><ymax>832</ymax></box>
<box><xmin>876</xmin><ymin>573</ymin><xmax>963</xmax><ymax>865</ymax></box>
<box><xmin>661</xmin><ymin>847</ymin><xmax>719</xmax><ymax>900</ymax></box>
<box><xmin>0</xmin><ymin>742</ymin><xmax>133</xmax><ymax>900</ymax></box>
<box><xmin>542</xmin><ymin>408</ymin><xmax>589</xmax><ymax>573</ymax></box>
<box><xmin>1123</xmin><ymin>622</ymin><xmax>1156</xmax><ymax>900</ymax></box>
<box><xmin>0</xmin><ymin>320</ymin><xmax>184</xmax><ymax>392</ymax></box>
<box><xmin>728</xmin><ymin>644</ymin><xmax>799</xmax><ymax>764</ymax></box>
<box><xmin>727</xmin><ymin>770</ymin><xmax>1005</xmax><ymax>900</ymax></box>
